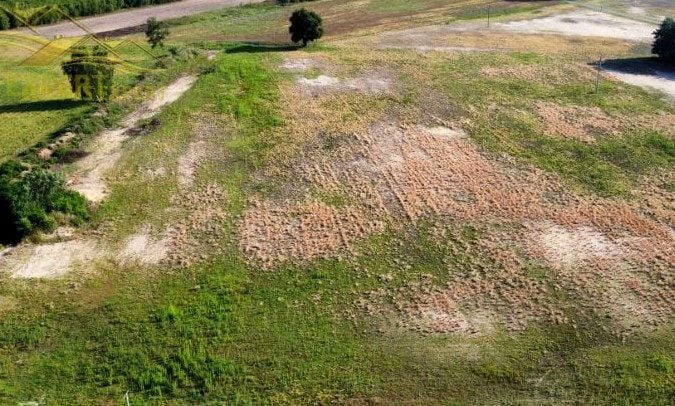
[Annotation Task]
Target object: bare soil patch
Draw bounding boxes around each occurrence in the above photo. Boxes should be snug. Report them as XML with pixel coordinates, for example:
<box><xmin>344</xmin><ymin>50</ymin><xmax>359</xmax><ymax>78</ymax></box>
<box><xmin>296</xmin><ymin>72</ymin><xmax>393</xmax><ymax>95</ymax></box>
<box><xmin>3</xmin><ymin>239</ymin><xmax>98</xmax><ymax>278</ymax></box>
<box><xmin>178</xmin><ymin>135</ymin><xmax>208</xmax><ymax>188</ymax></box>
<box><xmin>527</xmin><ymin>222</ymin><xmax>620</xmax><ymax>267</ymax></box>
<box><xmin>536</xmin><ymin>101</ymin><xmax>621</xmax><ymax>143</ymax></box>
<box><xmin>166</xmin><ymin>183</ymin><xmax>229</xmax><ymax>267</ymax></box>
<box><xmin>241</xmin><ymin>117</ymin><xmax>674</xmax><ymax>334</ymax></box>
<box><xmin>121</xmin><ymin>228</ymin><xmax>170</xmax><ymax>265</ymax></box>
<box><xmin>493</xmin><ymin>10</ymin><xmax>656</xmax><ymax>41</ymax></box>
<box><xmin>280</xmin><ymin>58</ymin><xmax>319</xmax><ymax>72</ymax></box>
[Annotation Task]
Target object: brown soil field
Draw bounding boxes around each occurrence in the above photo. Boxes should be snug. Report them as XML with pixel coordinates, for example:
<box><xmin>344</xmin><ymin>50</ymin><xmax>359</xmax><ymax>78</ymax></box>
<box><xmin>240</xmin><ymin>50</ymin><xmax>674</xmax><ymax>337</ymax></box>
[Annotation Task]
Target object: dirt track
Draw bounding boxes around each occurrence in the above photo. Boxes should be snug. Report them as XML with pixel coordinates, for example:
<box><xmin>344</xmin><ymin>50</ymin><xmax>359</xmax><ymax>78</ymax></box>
<box><xmin>24</xmin><ymin>0</ymin><xmax>264</xmax><ymax>38</ymax></box>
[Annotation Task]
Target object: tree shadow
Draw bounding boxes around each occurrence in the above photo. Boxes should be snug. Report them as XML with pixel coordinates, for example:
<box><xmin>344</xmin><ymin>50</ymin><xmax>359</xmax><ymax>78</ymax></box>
<box><xmin>593</xmin><ymin>56</ymin><xmax>675</xmax><ymax>78</ymax></box>
<box><xmin>226</xmin><ymin>42</ymin><xmax>302</xmax><ymax>54</ymax></box>
<box><xmin>0</xmin><ymin>99</ymin><xmax>85</xmax><ymax>114</ymax></box>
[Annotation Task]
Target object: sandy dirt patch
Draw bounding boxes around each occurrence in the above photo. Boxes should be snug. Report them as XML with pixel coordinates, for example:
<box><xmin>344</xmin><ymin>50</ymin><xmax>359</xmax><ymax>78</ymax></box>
<box><xmin>178</xmin><ymin>138</ymin><xmax>208</xmax><ymax>188</ymax></box>
<box><xmin>121</xmin><ymin>228</ymin><xmax>170</xmax><ymax>265</ymax></box>
<box><xmin>604</xmin><ymin>67</ymin><xmax>675</xmax><ymax>100</ymax></box>
<box><xmin>527</xmin><ymin>222</ymin><xmax>620</xmax><ymax>267</ymax></box>
<box><xmin>69</xmin><ymin>75</ymin><xmax>197</xmax><ymax>202</ymax></box>
<box><xmin>296</xmin><ymin>73</ymin><xmax>392</xmax><ymax>95</ymax></box>
<box><xmin>493</xmin><ymin>10</ymin><xmax>655</xmax><ymax>41</ymax></box>
<box><xmin>3</xmin><ymin>239</ymin><xmax>98</xmax><ymax>278</ymax></box>
<box><xmin>280</xmin><ymin>58</ymin><xmax>318</xmax><ymax>71</ymax></box>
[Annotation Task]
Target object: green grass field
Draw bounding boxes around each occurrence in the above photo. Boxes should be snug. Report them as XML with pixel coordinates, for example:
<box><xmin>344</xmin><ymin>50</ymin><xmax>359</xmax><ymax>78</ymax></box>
<box><xmin>0</xmin><ymin>0</ymin><xmax>673</xmax><ymax>404</ymax></box>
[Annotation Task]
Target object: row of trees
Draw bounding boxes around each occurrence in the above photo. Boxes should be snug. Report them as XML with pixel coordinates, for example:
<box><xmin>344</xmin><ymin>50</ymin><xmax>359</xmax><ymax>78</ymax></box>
<box><xmin>0</xmin><ymin>0</ymin><xmax>180</xmax><ymax>30</ymax></box>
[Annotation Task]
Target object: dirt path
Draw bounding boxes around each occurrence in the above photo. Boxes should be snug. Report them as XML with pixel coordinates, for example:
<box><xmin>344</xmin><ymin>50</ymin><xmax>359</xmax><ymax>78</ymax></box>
<box><xmin>1</xmin><ymin>75</ymin><xmax>197</xmax><ymax>278</ymax></box>
<box><xmin>23</xmin><ymin>0</ymin><xmax>264</xmax><ymax>38</ymax></box>
<box><xmin>70</xmin><ymin>75</ymin><xmax>197</xmax><ymax>202</ymax></box>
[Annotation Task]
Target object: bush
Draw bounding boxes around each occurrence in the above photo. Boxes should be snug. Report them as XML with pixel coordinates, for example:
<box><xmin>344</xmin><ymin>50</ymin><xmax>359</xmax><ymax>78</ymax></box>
<box><xmin>652</xmin><ymin>17</ymin><xmax>675</xmax><ymax>63</ymax></box>
<box><xmin>289</xmin><ymin>8</ymin><xmax>323</xmax><ymax>47</ymax></box>
<box><xmin>145</xmin><ymin>17</ymin><xmax>169</xmax><ymax>49</ymax></box>
<box><xmin>0</xmin><ymin>163</ymin><xmax>89</xmax><ymax>244</ymax></box>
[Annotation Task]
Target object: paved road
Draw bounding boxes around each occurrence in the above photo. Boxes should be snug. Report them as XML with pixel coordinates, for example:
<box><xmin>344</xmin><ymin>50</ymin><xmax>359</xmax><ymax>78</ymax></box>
<box><xmin>24</xmin><ymin>0</ymin><xmax>265</xmax><ymax>38</ymax></box>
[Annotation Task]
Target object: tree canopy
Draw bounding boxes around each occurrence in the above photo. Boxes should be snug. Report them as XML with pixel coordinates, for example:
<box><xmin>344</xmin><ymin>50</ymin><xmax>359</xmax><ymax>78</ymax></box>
<box><xmin>652</xmin><ymin>17</ymin><xmax>675</xmax><ymax>63</ymax></box>
<box><xmin>289</xmin><ymin>8</ymin><xmax>323</xmax><ymax>47</ymax></box>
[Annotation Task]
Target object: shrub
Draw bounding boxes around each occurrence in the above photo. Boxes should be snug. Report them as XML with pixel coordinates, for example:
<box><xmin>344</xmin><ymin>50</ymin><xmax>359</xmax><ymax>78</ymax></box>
<box><xmin>0</xmin><ymin>163</ymin><xmax>89</xmax><ymax>244</ymax></box>
<box><xmin>289</xmin><ymin>8</ymin><xmax>323</xmax><ymax>47</ymax></box>
<box><xmin>145</xmin><ymin>17</ymin><xmax>169</xmax><ymax>49</ymax></box>
<box><xmin>62</xmin><ymin>45</ymin><xmax>115</xmax><ymax>101</ymax></box>
<box><xmin>652</xmin><ymin>17</ymin><xmax>675</xmax><ymax>63</ymax></box>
